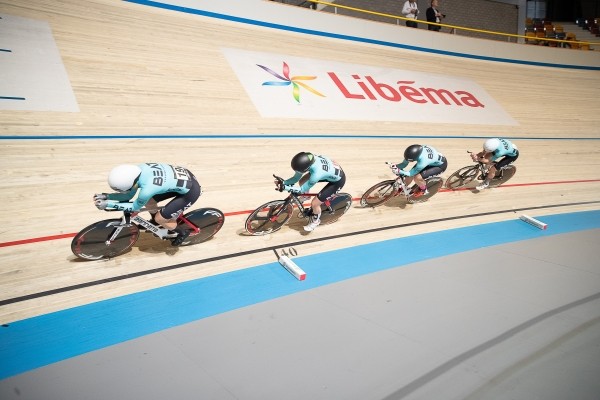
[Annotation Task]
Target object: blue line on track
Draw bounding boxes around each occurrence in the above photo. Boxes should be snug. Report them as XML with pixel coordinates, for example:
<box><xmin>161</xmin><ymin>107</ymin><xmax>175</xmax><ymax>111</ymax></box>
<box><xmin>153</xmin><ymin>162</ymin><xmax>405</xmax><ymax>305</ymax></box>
<box><xmin>0</xmin><ymin>209</ymin><xmax>599</xmax><ymax>380</ymax></box>
<box><xmin>124</xmin><ymin>0</ymin><xmax>600</xmax><ymax>71</ymax></box>
<box><xmin>1</xmin><ymin>135</ymin><xmax>600</xmax><ymax>141</ymax></box>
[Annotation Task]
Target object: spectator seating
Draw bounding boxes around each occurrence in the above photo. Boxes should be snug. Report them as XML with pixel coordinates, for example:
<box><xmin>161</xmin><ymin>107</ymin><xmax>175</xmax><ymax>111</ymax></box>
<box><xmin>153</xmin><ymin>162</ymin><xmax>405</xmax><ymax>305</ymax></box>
<box><xmin>565</xmin><ymin>32</ymin><xmax>580</xmax><ymax>49</ymax></box>
<box><xmin>525</xmin><ymin>30</ymin><xmax>537</xmax><ymax>44</ymax></box>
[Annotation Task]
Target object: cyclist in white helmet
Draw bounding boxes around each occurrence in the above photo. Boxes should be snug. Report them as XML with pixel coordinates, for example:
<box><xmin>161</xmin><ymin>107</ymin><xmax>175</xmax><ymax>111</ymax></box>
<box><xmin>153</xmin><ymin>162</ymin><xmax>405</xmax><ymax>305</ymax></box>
<box><xmin>471</xmin><ymin>138</ymin><xmax>519</xmax><ymax>190</ymax></box>
<box><xmin>93</xmin><ymin>163</ymin><xmax>202</xmax><ymax>246</ymax></box>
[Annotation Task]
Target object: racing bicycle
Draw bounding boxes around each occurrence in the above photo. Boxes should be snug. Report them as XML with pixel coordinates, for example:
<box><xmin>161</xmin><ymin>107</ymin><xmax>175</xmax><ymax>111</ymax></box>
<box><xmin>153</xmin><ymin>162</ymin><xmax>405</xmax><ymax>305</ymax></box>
<box><xmin>445</xmin><ymin>151</ymin><xmax>517</xmax><ymax>190</ymax></box>
<box><xmin>244</xmin><ymin>175</ymin><xmax>352</xmax><ymax>235</ymax></box>
<box><xmin>71</xmin><ymin>207</ymin><xmax>225</xmax><ymax>260</ymax></box>
<box><xmin>360</xmin><ymin>162</ymin><xmax>444</xmax><ymax>207</ymax></box>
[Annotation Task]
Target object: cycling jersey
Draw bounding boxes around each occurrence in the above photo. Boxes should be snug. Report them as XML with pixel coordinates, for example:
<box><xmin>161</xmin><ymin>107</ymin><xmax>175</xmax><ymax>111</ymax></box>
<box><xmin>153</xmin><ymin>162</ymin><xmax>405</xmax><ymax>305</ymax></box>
<box><xmin>396</xmin><ymin>145</ymin><xmax>445</xmax><ymax>177</ymax></box>
<box><xmin>490</xmin><ymin>138</ymin><xmax>518</xmax><ymax>161</ymax></box>
<box><xmin>107</xmin><ymin>163</ymin><xmax>195</xmax><ymax>212</ymax></box>
<box><xmin>284</xmin><ymin>155</ymin><xmax>342</xmax><ymax>193</ymax></box>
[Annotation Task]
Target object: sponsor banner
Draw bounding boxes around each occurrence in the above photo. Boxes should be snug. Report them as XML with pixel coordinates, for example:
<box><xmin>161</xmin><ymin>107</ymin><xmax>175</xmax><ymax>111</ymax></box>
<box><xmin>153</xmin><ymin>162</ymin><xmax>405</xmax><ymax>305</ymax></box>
<box><xmin>222</xmin><ymin>47</ymin><xmax>517</xmax><ymax>126</ymax></box>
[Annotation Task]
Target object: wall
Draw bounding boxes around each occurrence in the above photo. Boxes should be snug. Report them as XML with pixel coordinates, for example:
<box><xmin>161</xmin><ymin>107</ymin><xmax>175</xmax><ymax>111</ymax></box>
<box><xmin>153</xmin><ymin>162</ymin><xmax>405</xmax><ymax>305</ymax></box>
<box><xmin>173</xmin><ymin>0</ymin><xmax>599</xmax><ymax>68</ymax></box>
<box><xmin>319</xmin><ymin>0</ymin><xmax>520</xmax><ymax>42</ymax></box>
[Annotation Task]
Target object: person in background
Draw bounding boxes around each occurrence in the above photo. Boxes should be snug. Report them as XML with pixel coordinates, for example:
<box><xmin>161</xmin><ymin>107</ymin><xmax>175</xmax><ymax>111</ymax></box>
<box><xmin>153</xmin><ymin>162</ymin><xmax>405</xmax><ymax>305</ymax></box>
<box><xmin>402</xmin><ymin>0</ymin><xmax>419</xmax><ymax>28</ymax></box>
<box><xmin>426</xmin><ymin>0</ymin><xmax>445</xmax><ymax>31</ymax></box>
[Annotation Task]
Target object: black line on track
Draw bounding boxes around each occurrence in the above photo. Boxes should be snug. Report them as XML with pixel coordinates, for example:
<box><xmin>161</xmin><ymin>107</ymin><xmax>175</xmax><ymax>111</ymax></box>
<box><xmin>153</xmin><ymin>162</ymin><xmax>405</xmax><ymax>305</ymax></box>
<box><xmin>2</xmin><ymin>200</ymin><xmax>599</xmax><ymax>307</ymax></box>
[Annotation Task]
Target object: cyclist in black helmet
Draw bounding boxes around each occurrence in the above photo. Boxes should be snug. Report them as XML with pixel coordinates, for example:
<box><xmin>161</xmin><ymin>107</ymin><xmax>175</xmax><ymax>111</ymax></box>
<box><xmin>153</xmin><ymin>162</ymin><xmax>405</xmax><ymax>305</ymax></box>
<box><xmin>390</xmin><ymin>144</ymin><xmax>447</xmax><ymax>198</ymax></box>
<box><xmin>276</xmin><ymin>152</ymin><xmax>345</xmax><ymax>232</ymax></box>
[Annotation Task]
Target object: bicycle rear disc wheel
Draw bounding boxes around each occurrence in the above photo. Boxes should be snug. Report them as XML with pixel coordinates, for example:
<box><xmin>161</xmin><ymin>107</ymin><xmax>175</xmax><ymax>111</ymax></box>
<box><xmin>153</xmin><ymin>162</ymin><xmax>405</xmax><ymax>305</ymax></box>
<box><xmin>71</xmin><ymin>219</ymin><xmax>139</xmax><ymax>260</ymax></box>
<box><xmin>360</xmin><ymin>180</ymin><xmax>396</xmax><ymax>208</ymax></box>
<box><xmin>178</xmin><ymin>208</ymin><xmax>225</xmax><ymax>246</ymax></box>
<box><xmin>408</xmin><ymin>177</ymin><xmax>443</xmax><ymax>204</ymax></box>
<box><xmin>245</xmin><ymin>200</ymin><xmax>293</xmax><ymax>235</ymax></box>
<box><xmin>320</xmin><ymin>193</ymin><xmax>352</xmax><ymax>225</ymax></box>
<box><xmin>445</xmin><ymin>165</ymin><xmax>479</xmax><ymax>189</ymax></box>
<box><xmin>491</xmin><ymin>165</ymin><xmax>517</xmax><ymax>187</ymax></box>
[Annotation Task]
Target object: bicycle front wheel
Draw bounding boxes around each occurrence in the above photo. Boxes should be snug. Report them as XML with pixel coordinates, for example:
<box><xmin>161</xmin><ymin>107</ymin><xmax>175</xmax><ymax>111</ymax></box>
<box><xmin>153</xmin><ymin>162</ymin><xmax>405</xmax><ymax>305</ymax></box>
<box><xmin>445</xmin><ymin>165</ymin><xmax>479</xmax><ymax>189</ymax></box>
<box><xmin>71</xmin><ymin>219</ymin><xmax>139</xmax><ymax>260</ymax></box>
<box><xmin>360</xmin><ymin>180</ymin><xmax>397</xmax><ymax>208</ymax></box>
<box><xmin>245</xmin><ymin>200</ymin><xmax>293</xmax><ymax>235</ymax></box>
<box><xmin>178</xmin><ymin>208</ymin><xmax>225</xmax><ymax>246</ymax></box>
<box><xmin>320</xmin><ymin>193</ymin><xmax>352</xmax><ymax>225</ymax></box>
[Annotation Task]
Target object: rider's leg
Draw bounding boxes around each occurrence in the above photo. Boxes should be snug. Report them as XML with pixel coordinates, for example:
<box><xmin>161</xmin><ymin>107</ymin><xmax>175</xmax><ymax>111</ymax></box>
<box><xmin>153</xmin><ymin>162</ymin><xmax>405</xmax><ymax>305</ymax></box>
<box><xmin>412</xmin><ymin>161</ymin><xmax>446</xmax><ymax>196</ymax></box>
<box><xmin>305</xmin><ymin>174</ymin><xmax>345</xmax><ymax>232</ymax></box>
<box><xmin>145</xmin><ymin>198</ymin><xmax>159</xmax><ymax>223</ymax></box>
<box><xmin>476</xmin><ymin>163</ymin><xmax>495</xmax><ymax>190</ymax></box>
<box><xmin>160</xmin><ymin>178</ymin><xmax>202</xmax><ymax>245</ymax></box>
<box><xmin>303</xmin><ymin>196</ymin><xmax>322</xmax><ymax>232</ymax></box>
<box><xmin>155</xmin><ymin>211</ymin><xmax>178</xmax><ymax>230</ymax></box>
<box><xmin>413</xmin><ymin>173</ymin><xmax>427</xmax><ymax>192</ymax></box>
<box><xmin>485</xmin><ymin>165</ymin><xmax>497</xmax><ymax>184</ymax></box>
<box><xmin>311</xmin><ymin>197</ymin><xmax>323</xmax><ymax>220</ymax></box>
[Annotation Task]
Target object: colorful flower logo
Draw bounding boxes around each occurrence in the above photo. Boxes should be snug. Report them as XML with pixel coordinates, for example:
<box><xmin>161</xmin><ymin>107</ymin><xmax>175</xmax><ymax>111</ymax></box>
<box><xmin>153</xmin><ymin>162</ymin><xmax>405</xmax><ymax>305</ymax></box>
<box><xmin>257</xmin><ymin>62</ymin><xmax>325</xmax><ymax>103</ymax></box>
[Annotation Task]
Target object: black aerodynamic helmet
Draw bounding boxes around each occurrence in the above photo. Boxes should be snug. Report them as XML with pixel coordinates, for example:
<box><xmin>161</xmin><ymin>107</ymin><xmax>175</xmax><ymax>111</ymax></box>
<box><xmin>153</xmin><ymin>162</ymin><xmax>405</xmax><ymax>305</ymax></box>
<box><xmin>404</xmin><ymin>144</ymin><xmax>423</xmax><ymax>162</ymax></box>
<box><xmin>291</xmin><ymin>152</ymin><xmax>315</xmax><ymax>172</ymax></box>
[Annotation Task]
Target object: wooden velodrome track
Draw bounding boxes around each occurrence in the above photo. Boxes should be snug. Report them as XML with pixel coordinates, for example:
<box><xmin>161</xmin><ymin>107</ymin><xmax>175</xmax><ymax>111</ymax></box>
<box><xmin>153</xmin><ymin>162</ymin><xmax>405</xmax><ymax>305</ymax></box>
<box><xmin>0</xmin><ymin>0</ymin><xmax>599</xmax><ymax>326</ymax></box>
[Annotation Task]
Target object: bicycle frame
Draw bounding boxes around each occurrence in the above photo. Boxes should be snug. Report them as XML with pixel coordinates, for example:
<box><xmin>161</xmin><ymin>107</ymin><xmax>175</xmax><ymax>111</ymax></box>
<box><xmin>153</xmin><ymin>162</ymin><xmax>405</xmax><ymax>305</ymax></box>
<box><xmin>467</xmin><ymin>151</ymin><xmax>506</xmax><ymax>178</ymax></box>
<box><xmin>391</xmin><ymin>175</ymin><xmax>413</xmax><ymax>199</ymax></box>
<box><xmin>383</xmin><ymin>162</ymin><xmax>414</xmax><ymax>199</ymax></box>
<box><xmin>273</xmin><ymin>192</ymin><xmax>335</xmax><ymax>221</ymax></box>
<box><xmin>272</xmin><ymin>174</ymin><xmax>337</xmax><ymax>219</ymax></box>
<box><xmin>104</xmin><ymin>209</ymin><xmax>198</xmax><ymax>245</ymax></box>
<box><xmin>246</xmin><ymin>176</ymin><xmax>351</xmax><ymax>236</ymax></box>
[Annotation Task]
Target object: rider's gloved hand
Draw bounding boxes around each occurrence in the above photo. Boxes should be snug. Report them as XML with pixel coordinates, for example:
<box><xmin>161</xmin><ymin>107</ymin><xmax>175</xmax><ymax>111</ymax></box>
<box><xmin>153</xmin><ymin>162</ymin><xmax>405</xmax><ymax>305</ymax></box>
<box><xmin>274</xmin><ymin>180</ymin><xmax>284</xmax><ymax>192</ymax></box>
<box><xmin>93</xmin><ymin>193</ymin><xmax>108</xmax><ymax>201</ymax></box>
<box><xmin>284</xmin><ymin>184</ymin><xmax>301</xmax><ymax>194</ymax></box>
<box><xmin>390</xmin><ymin>164</ymin><xmax>403</xmax><ymax>176</ymax></box>
<box><xmin>95</xmin><ymin>199</ymin><xmax>117</xmax><ymax>210</ymax></box>
<box><xmin>95</xmin><ymin>199</ymin><xmax>109</xmax><ymax>210</ymax></box>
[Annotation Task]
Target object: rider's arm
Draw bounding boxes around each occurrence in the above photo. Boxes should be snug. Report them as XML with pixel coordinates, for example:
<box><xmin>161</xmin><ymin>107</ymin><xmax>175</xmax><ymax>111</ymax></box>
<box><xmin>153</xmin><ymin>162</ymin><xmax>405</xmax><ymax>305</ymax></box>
<box><xmin>395</xmin><ymin>160</ymin><xmax>409</xmax><ymax>170</ymax></box>
<box><xmin>108</xmin><ymin>187</ymin><xmax>152</xmax><ymax>212</ymax></box>
<box><xmin>106</xmin><ymin>189</ymin><xmax>136</xmax><ymax>202</ymax></box>
<box><xmin>473</xmin><ymin>151</ymin><xmax>493</xmax><ymax>163</ymax></box>
<box><xmin>283</xmin><ymin>172</ymin><xmax>302</xmax><ymax>186</ymax></box>
<box><xmin>406</xmin><ymin>158</ymin><xmax>428</xmax><ymax>177</ymax></box>
<box><xmin>298</xmin><ymin>174</ymin><xmax>319</xmax><ymax>193</ymax></box>
<box><xmin>485</xmin><ymin>151</ymin><xmax>499</xmax><ymax>162</ymax></box>
<box><xmin>130</xmin><ymin>188</ymin><xmax>155</xmax><ymax>211</ymax></box>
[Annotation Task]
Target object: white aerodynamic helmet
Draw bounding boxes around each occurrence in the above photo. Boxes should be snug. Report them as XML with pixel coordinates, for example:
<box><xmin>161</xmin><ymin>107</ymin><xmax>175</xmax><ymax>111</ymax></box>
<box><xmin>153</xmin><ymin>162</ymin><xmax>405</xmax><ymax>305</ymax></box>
<box><xmin>483</xmin><ymin>138</ymin><xmax>501</xmax><ymax>153</ymax></box>
<box><xmin>108</xmin><ymin>164</ymin><xmax>142</xmax><ymax>192</ymax></box>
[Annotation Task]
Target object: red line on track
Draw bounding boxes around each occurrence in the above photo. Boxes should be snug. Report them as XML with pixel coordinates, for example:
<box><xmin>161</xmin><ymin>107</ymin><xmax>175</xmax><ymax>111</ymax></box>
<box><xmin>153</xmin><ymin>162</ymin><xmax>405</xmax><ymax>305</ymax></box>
<box><xmin>1</xmin><ymin>178</ymin><xmax>599</xmax><ymax>249</ymax></box>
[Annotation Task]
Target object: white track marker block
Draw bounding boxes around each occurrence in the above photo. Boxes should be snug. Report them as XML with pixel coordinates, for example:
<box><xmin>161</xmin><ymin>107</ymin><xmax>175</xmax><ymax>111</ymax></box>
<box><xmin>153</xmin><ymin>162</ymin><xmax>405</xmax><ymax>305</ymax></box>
<box><xmin>520</xmin><ymin>214</ymin><xmax>548</xmax><ymax>230</ymax></box>
<box><xmin>278</xmin><ymin>255</ymin><xmax>306</xmax><ymax>281</ymax></box>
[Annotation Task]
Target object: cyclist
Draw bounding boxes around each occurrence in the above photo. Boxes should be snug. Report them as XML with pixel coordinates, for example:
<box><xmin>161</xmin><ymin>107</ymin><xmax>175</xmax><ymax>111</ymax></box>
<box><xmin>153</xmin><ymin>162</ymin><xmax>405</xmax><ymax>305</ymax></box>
<box><xmin>471</xmin><ymin>138</ymin><xmax>519</xmax><ymax>190</ymax></box>
<box><xmin>93</xmin><ymin>163</ymin><xmax>202</xmax><ymax>246</ymax></box>
<box><xmin>391</xmin><ymin>144</ymin><xmax>447</xmax><ymax>198</ymax></box>
<box><xmin>276</xmin><ymin>152</ymin><xmax>346</xmax><ymax>232</ymax></box>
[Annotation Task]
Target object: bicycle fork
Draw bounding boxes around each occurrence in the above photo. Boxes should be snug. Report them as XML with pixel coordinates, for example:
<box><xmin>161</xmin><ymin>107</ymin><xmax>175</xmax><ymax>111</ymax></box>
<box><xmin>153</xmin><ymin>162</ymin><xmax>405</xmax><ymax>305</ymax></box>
<box><xmin>395</xmin><ymin>178</ymin><xmax>412</xmax><ymax>197</ymax></box>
